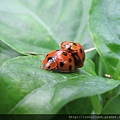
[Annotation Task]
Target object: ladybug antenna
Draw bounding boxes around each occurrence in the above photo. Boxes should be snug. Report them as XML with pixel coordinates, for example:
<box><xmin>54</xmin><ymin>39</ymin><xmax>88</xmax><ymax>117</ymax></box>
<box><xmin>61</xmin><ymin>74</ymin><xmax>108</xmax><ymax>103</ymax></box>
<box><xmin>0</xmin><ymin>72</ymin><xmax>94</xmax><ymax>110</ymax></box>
<box><xmin>85</xmin><ymin>47</ymin><xmax>96</xmax><ymax>53</ymax></box>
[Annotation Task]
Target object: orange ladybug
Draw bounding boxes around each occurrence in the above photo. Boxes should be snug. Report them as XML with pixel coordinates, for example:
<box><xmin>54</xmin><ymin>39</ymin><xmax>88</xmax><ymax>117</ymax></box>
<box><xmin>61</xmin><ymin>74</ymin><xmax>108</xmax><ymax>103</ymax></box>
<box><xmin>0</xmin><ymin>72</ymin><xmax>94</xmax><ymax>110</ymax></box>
<box><xmin>61</xmin><ymin>41</ymin><xmax>85</xmax><ymax>68</ymax></box>
<box><xmin>42</xmin><ymin>50</ymin><xmax>75</xmax><ymax>72</ymax></box>
<box><xmin>42</xmin><ymin>50</ymin><xmax>58</xmax><ymax>71</ymax></box>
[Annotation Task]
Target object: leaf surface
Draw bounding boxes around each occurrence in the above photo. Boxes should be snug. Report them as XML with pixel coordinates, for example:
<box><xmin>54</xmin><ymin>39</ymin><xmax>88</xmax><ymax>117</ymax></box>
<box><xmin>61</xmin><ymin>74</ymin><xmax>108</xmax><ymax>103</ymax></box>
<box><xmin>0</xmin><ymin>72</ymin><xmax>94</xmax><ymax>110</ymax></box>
<box><xmin>0</xmin><ymin>56</ymin><xmax>120</xmax><ymax>114</ymax></box>
<box><xmin>0</xmin><ymin>41</ymin><xmax>19</xmax><ymax>66</ymax></box>
<box><xmin>89</xmin><ymin>0</ymin><xmax>120</xmax><ymax>79</ymax></box>
<box><xmin>102</xmin><ymin>94</ymin><xmax>120</xmax><ymax>114</ymax></box>
<box><xmin>0</xmin><ymin>0</ymin><xmax>93</xmax><ymax>55</ymax></box>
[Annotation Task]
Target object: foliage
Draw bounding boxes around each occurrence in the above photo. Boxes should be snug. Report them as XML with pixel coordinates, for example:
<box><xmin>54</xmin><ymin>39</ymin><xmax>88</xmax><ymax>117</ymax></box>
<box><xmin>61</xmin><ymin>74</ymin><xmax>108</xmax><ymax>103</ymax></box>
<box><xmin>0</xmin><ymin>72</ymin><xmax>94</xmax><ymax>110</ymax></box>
<box><xmin>0</xmin><ymin>0</ymin><xmax>120</xmax><ymax>118</ymax></box>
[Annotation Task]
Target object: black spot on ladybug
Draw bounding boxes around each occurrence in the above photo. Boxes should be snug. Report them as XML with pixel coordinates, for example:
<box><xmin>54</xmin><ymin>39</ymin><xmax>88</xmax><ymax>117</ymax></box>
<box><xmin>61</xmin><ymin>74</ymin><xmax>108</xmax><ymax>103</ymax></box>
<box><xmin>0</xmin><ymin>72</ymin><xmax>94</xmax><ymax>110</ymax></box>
<box><xmin>48</xmin><ymin>57</ymin><xmax>52</xmax><ymax>61</ymax></box>
<box><xmin>73</xmin><ymin>42</ymin><xmax>77</xmax><ymax>46</ymax></box>
<box><xmin>48</xmin><ymin>66</ymin><xmax>50</xmax><ymax>69</ymax></box>
<box><xmin>79</xmin><ymin>48</ymin><xmax>82</xmax><ymax>53</ymax></box>
<box><xmin>69</xmin><ymin>58</ymin><xmax>72</xmax><ymax>62</ymax></box>
<box><xmin>62</xmin><ymin>52</ymin><xmax>67</xmax><ymax>56</ymax></box>
<box><xmin>60</xmin><ymin>62</ymin><xmax>65</xmax><ymax>67</ymax></box>
<box><xmin>48</xmin><ymin>57</ymin><xmax>56</xmax><ymax>62</ymax></box>
<box><xmin>69</xmin><ymin>65</ymin><xmax>72</xmax><ymax>71</ymax></box>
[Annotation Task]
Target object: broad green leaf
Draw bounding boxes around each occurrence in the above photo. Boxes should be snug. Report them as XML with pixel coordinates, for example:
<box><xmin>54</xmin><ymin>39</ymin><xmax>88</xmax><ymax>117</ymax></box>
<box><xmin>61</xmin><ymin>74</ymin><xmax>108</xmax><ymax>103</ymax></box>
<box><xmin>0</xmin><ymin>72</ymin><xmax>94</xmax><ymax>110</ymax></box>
<box><xmin>0</xmin><ymin>0</ymin><xmax>93</xmax><ymax>55</ymax></box>
<box><xmin>101</xmin><ymin>91</ymin><xmax>113</xmax><ymax>107</ymax></box>
<box><xmin>0</xmin><ymin>40</ymin><xmax>19</xmax><ymax>66</ymax></box>
<box><xmin>59</xmin><ymin>98</ymin><xmax>93</xmax><ymax>114</ymax></box>
<box><xmin>101</xmin><ymin>85</ymin><xmax>120</xmax><ymax>106</ymax></box>
<box><xmin>102</xmin><ymin>94</ymin><xmax>120</xmax><ymax>114</ymax></box>
<box><xmin>9</xmin><ymin>76</ymin><xmax>120</xmax><ymax>114</ymax></box>
<box><xmin>81</xmin><ymin>58</ymin><xmax>97</xmax><ymax>76</ymax></box>
<box><xmin>89</xmin><ymin>0</ymin><xmax>120</xmax><ymax>79</ymax></box>
<box><xmin>112</xmin><ymin>85</ymin><xmax>120</xmax><ymax>97</ymax></box>
<box><xmin>0</xmin><ymin>56</ymin><xmax>120</xmax><ymax>114</ymax></box>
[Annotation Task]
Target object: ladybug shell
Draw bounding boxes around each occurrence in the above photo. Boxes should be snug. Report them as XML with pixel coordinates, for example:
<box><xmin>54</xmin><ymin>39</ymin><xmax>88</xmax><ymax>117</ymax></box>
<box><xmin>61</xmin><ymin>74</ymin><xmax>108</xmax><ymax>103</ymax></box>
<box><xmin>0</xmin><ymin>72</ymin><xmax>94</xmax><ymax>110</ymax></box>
<box><xmin>42</xmin><ymin>50</ymin><xmax>75</xmax><ymax>72</ymax></box>
<box><xmin>61</xmin><ymin>41</ymin><xmax>85</xmax><ymax>68</ymax></box>
<box><xmin>55</xmin><ymin>50</ymin><xmax>75</xmax><ymax>72</ymax></box>
<box><xmin>42</xmin><ymin>50</ymin><xmax>58</xmax><ymax>71</ymax></box>
<box><xmin>61</xmin><ymin>41</ymin><xmax>78</xmax><ymax>51</ymax></box>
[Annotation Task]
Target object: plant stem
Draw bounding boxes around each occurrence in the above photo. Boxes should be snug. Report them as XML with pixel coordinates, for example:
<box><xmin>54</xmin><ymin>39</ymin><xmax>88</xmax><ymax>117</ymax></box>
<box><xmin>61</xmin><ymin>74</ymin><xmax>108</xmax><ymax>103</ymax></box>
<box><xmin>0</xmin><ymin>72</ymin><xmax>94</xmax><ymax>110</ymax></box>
<box><xmin>25</xmin><ymin>52</ymin><xmax>45</xmax><ymax>55</ymax></box>
<box><xmin>90</xmin><ymin>95</ymin><xmax>101</xmax><ymax>114</ymax></box>
<box><xmin>85</xmin><ymin>47</ymin><xmax>96</xmax><ymax>53</ymax></box>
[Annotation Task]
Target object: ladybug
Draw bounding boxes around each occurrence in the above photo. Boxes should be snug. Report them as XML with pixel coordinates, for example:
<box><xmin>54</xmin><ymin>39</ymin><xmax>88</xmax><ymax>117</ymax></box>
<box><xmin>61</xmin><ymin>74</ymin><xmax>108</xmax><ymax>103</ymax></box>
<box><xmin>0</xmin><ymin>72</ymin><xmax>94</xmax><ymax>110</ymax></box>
<box><xmin>61</xmin><ymin>41</ymin><xmax>85</xmax><ymax>68</ymax></box>
<box><xmin>42</xmin><ymin>50</ymin><xmax>75</xmax><ymax>72</ymax></box>
<box><xmin>42</xmin><ymin>50</ymin><xmax>58</xmax><ymax>71</ymax></box>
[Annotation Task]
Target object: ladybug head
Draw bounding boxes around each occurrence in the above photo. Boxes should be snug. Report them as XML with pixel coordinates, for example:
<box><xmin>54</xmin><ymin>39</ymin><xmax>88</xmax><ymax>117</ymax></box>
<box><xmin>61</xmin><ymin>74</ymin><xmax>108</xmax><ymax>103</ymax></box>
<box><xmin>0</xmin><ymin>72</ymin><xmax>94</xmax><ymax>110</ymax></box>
<box><xmin>42</xmin><ymin>57</ymin><xmax>57</xmax><ymax>71</ymax></box>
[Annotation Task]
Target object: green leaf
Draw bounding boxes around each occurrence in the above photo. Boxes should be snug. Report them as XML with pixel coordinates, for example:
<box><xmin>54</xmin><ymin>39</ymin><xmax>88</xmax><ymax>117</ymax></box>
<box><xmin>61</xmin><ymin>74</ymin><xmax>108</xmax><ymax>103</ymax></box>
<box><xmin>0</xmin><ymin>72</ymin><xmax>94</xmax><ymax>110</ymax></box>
<box><xmin>0</xmin><ymin>56</ymin><xmax>120</xmax><ymax>114</ymax></box>
<box><xmin>101</xmin><ymin>85</ymin><xmax>120</xmax><ymax>107</ymax></box>
<box><xmin>9</xmin><ymin>76</ymin><xmax>120</xmax><ymax>114</ymax></box>
<box><xmin>59</xmin><ymin>98</ymin><xmax>93</xmax><ymax>114</ymax></box>
<box><xmin>102</xmin><ymin>94</ymin><xmax>120</xmax><ymax>114</ymax></box>
<box><xmin>101</xmin><ymin>91</ymin><xmax>113</xmax><ymax>107</ymax></box>
<box><xmin>81</xmin><ymin>58</ymin><xmax>97</xmax><ymax>76</ymax></box>
<box><xmin>89</xmin><ymin>0</ymin><xmax>120</xmax><ymax>79</ymax></box>
<box><xmin>0</xmin><ymin>0</ymin><xmax>93</xmax><ymax>55</ymax></box>
<box><xmin>0</xmin><ymin>40</ymin><xmax>19</xmax><ymax>66</ymax></box>
<box><xmin>98</xmin><ymin>57</ymin><xmax>107</xmax><ymax>77</ymax></box>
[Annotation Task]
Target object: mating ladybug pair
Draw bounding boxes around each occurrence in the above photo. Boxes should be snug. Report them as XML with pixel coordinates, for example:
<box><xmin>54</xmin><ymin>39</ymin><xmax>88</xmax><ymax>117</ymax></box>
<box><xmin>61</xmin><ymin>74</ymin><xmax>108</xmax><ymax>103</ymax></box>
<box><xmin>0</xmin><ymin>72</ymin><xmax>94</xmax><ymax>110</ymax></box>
<box><xmin>42</xmin><ymin>41</ymin><xmax>85</xmax><ymax>72</ymax></box>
